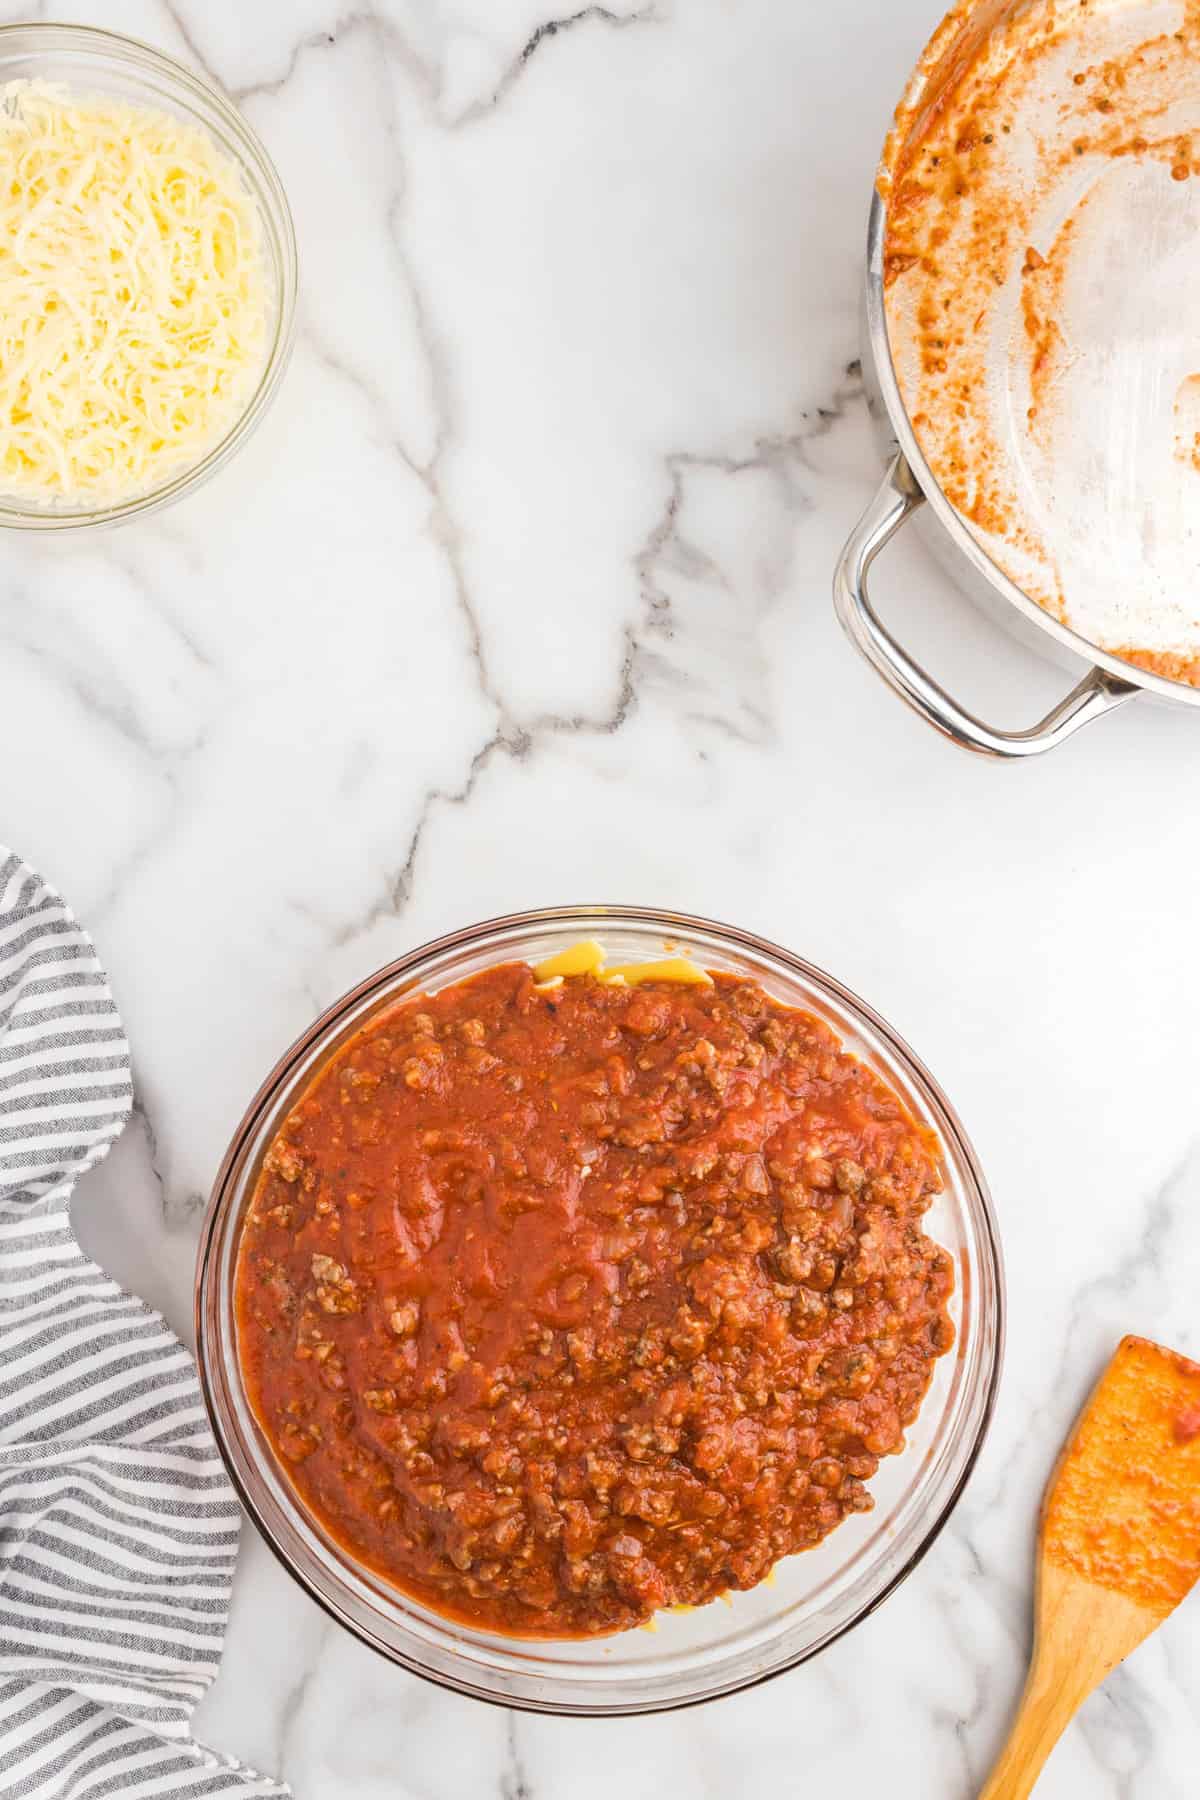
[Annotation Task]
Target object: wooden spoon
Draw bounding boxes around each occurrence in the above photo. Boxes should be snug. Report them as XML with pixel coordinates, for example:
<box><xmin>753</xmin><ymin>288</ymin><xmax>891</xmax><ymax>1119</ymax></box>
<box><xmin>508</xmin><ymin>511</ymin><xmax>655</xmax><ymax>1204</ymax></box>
<box><xmin>979</xmin><ymin>1334</ymin><xmax>1200</xmax><ymax>1799</ymax></box>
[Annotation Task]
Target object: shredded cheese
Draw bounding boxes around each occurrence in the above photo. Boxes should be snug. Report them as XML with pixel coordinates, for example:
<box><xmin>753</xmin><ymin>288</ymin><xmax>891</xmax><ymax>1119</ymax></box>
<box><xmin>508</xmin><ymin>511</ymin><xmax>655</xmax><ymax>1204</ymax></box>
<box><xmin>0</xmin><ymin>81</ymin><xmax>268</xmax><ymax>505</ymax></box>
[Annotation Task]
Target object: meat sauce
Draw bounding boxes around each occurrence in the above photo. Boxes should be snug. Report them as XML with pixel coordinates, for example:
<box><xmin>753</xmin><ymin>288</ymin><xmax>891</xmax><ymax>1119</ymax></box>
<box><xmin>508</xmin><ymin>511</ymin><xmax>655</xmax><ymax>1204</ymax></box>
<box><xmin>235</xmin><ymin>958</ymin><xmax>955</xmax><ymax>1638</ymax></box>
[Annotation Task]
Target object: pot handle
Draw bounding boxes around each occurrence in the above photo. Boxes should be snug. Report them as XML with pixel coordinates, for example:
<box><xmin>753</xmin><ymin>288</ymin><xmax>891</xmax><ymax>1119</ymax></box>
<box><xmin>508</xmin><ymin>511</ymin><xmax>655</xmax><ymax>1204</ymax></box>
<box><xmin>833</xmin><ymin>452</ymin><xmax>1138</xmax><ymax>758</ymax></box>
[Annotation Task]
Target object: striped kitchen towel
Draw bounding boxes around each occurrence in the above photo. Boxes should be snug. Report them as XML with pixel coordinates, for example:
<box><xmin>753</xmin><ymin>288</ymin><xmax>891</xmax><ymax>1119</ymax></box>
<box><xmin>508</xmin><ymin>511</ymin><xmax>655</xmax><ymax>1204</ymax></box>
<box><xmin>0</xmin><ymin>848</ymin><xmax>288</xmax><ymax>1798</ymax></box>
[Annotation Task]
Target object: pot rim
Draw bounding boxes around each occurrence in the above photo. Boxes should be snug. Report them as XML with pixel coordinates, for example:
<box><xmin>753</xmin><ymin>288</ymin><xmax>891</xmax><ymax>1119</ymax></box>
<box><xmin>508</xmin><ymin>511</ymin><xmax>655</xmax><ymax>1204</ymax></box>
<box><xmin>864</xmin><ymin>187</ymin><xmax>1200</xmax><ymax>711</ymax></box>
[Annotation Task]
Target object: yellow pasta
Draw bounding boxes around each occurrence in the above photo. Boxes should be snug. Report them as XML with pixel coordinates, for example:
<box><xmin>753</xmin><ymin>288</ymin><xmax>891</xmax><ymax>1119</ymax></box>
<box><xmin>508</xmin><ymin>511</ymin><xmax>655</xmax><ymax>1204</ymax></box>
<box><xmin>532</xmin><ymin>941</ymin><xmax>712</xmax><ymax>987</ymax></box>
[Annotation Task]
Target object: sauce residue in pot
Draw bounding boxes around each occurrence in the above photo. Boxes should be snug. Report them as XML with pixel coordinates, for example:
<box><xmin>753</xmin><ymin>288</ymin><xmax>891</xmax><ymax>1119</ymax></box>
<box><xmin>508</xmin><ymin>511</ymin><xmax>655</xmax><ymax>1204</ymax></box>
<box><xmin>236</xmin><ymin>953</ymin><xmax>955</xmax><ymax>1639</ymax></box>
<box><xmin>882</xmin><ymin>0</ymin><xmax>1200</xmax><ymax>684</ymax></box>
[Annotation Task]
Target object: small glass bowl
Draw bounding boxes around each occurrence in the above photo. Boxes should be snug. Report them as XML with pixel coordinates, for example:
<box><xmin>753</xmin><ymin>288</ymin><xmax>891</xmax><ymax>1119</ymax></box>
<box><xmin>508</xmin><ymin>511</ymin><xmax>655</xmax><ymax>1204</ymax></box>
<box><xmin>196</xmin><ymin>908</ymin><xmax>1004</xmax><ymax>1715</ymax></box>
<box><xmin>0</xmin><ymin>23</ymin><xmax>297</xmax><ymax>530</ymax></box>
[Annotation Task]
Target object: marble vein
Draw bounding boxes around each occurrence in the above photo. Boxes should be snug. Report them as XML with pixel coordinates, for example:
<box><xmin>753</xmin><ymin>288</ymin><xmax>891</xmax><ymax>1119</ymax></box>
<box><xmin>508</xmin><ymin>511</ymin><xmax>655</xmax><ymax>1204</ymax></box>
<box><xmin>310</xmin><ymin>347</ymin><xmax>864</xmax><ymax>949</ymax></box>
<box><xmin>161</xmin><ymin>1</ymin><xmax>659</xmax><ymax>127</ymax></box>
<box><xmin>464</xmin><ymin>3</ymin><xmax>661</xmax><ymax>126</ymax></box>
<box><xmin>500</xmin><ymin>1715</ymin><xmax>533</xmax><ymax>1800</ymax></box>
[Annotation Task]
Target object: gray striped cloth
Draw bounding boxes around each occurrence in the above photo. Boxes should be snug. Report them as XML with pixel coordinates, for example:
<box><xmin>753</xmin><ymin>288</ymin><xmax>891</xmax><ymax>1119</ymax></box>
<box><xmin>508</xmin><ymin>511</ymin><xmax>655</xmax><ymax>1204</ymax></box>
<box><xmin>0</xmin><ymin>848</ymin><xmax>288</xmax><ymax>1799</ymax></box>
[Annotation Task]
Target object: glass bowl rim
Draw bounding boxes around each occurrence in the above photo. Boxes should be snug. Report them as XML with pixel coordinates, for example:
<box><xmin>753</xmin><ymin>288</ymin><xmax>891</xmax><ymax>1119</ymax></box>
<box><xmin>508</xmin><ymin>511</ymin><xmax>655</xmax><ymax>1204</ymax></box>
<box><xmin>195</xmin><ymin>904</ymin><xmax>1006</xmax><ymax>1714</ymax></box>
<box><xmin>0</xmin><ymin>19</ymin><xmax>298</xmax><ymax>531</ymax></box>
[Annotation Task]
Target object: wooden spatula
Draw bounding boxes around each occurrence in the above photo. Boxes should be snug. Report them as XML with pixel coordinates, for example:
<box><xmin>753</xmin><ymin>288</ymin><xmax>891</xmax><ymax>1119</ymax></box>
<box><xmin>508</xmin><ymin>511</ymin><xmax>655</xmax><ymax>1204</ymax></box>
<box><xmin>980</xmin><ymin>1334</ymin><xmax>1200</xmax><ymax>1799</ymax></box>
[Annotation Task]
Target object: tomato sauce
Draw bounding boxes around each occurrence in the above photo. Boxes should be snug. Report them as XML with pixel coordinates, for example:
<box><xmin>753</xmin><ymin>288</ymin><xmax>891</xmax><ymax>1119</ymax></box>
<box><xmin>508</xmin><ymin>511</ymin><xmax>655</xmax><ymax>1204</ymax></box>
<box><xmin>236</xmin><ymin>960</ymin><xmax>954</xmax><ymax>1638</ymax></box>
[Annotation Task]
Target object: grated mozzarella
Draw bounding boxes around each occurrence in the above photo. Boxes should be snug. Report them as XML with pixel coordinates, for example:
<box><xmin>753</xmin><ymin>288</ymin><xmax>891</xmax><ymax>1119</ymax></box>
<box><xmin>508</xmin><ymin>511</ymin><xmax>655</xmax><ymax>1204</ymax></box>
<box><xmin>0</xmin><ymin>80</ymin><xmax>269</xmax><ymax>506</ymax></box>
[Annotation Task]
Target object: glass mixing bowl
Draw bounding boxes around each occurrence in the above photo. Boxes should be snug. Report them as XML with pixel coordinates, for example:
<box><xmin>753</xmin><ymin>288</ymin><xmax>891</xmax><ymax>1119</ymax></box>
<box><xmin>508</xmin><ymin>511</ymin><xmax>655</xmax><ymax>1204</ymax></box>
<box><xmin>0</xmin><ymin>23</ymin><xmax>297</xmax><ymax>530</ymax></box>
<box><xmin>196</xmin><ymin>907</ymin><xmax>1004</xmax><ymax>1714</ymax></box>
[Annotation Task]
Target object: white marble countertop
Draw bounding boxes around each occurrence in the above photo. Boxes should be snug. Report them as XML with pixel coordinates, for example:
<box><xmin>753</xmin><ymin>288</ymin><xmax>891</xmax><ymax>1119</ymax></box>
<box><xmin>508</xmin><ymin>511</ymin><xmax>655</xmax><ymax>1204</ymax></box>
<box><xmin>10</xmin><ymin>0</ymin><xmax>1200</xmax><ymax>1794</ymax></box>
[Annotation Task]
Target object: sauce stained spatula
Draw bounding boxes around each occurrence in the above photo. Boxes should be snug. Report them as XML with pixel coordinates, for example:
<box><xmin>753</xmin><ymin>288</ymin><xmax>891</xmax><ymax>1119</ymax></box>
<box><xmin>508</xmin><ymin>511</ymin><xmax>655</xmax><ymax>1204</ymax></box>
<box><xmin>980</xmin><ymin>1334</ymin><xmax>1200</xmax><ymax>1799</ymax></box>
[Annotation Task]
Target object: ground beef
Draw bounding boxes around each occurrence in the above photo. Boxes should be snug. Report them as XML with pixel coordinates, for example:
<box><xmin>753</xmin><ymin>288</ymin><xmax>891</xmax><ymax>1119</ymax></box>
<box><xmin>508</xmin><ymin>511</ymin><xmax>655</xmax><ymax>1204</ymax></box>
<box><xmin>236</xmin><ymin>960</ymin><xmax>954</xmax><ymax>1637</ymax></box>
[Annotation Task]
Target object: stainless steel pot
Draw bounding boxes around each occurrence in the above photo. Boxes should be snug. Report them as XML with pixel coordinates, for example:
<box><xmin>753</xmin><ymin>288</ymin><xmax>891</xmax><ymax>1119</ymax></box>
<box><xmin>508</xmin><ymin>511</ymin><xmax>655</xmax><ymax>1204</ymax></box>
<box><xmin>834</xmin><ymin>7</ymin><xmax>1200</xmax><ymax>758</ymax></box>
